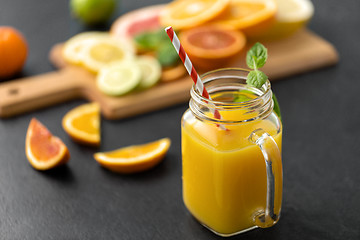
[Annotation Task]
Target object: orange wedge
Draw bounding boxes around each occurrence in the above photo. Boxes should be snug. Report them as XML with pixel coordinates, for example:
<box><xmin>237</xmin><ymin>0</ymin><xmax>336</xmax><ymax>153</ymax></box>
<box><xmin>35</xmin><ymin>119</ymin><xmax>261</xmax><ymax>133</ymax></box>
<box><xmin>62</xmin><ymin>102</ymin><xmax>101</xmax><ymax>146</ymax></box>
<box><xmin>94</xmin><ymin>138</ymin><xmax>171</xmax><ymax>174</ymax></box>
<box><xmin>159</xmin><ymin>0</ymin><xmax>230</xmax><ymax>30</ymax></box>
<box><xmin>179</xmin><ymin>25</ymin><xmax>246</xmax><ymax>70</ymax></box>
<box><xmin>210</xmin><ymin>0</ymin><xmax>277</xmax><ymax>37</ymax></box>
<box><xmin>25</xmin><ymin>118</ymin><xmax>70</xmax><ymax>170</ymax></box>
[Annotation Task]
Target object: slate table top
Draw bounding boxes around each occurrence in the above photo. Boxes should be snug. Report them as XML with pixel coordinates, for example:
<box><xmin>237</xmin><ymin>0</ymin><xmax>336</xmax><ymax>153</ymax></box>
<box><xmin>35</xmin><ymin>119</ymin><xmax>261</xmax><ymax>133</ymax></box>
<box><xmin>0</xmin><ymin>0</ymin><xmax>359</xmax><ymax>239</ymax></box>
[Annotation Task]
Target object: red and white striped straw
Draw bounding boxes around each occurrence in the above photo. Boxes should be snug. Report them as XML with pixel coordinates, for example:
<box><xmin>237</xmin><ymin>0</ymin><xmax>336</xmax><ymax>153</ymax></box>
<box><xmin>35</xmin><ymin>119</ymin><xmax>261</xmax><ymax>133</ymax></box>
<box><xmin>165</xmin><ymin>26</ymin><xmax>226</xmax><ymax>130</ymax></box>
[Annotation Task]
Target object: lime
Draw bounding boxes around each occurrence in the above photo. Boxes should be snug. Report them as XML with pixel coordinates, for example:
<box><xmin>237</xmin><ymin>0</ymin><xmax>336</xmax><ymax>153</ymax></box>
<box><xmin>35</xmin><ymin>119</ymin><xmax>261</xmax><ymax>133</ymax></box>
<box><xmin>97</xmin><ymin>60</ymin><xmax>142</xmax><ymax>96</ymax></box>
<box><xmin>136</xmin><ymin>56</ymin><xmax>161</xmax><ymax>90</ymax></box>
<box><xmin>70</xmin><ymin>0</ymin><xmax>117</xmax><ymax>25</ymax></box>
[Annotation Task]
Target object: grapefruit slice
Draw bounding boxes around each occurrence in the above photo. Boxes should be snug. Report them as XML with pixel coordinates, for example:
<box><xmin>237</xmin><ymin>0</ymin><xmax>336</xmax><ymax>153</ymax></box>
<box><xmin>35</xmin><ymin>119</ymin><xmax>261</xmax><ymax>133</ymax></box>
<box><xmin>25</xmin><ymin>118</ymin><xmax>70</xmax><ymax>170</ymax></box>
<box><xmin>94</xmin><ymin>138</ymin><xmax>171</xmax><ymax>174</ymax></box>
<box><xmin>62</xmin><ymin>102</ymin><xmax>101</xmax><ymax>146</ymax></box>
<box><xmin>179</xmin><ymin>25</ymin><xmax>246</xmax><ymax>70</ymax></box>
<box><xmin>110</xmin><ymin>5</ymin><xmax>164</xmax><ymax>40</ymax></box>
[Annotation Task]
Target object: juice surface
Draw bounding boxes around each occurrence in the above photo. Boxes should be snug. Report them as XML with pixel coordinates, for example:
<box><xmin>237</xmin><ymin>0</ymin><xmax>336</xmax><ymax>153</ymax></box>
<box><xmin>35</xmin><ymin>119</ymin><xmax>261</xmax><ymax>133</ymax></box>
<box><xmin>181</xmin><ymin>108</ymin><xmax>282</xmax><ymax>235</ymax></box>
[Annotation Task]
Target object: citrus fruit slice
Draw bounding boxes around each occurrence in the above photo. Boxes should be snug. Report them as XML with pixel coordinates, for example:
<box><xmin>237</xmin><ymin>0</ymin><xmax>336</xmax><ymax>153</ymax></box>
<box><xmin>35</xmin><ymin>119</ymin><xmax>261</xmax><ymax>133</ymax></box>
<box><xmin>62</xmin><ymin>31</ymin><xmax>109</xmax><ymax>65</ymax></box>
<box><xmin>81</xmin><ymin>37</ymin><xmax>135</xmax><ymax>73</ymax></box>
<box><xmin>210</xmin><ymin>0</ymin><xmax>277</xmax><ymax>37</ymax></box>
<box><xmin>110</xmin><ymin>5</ymin><xmax>164</xmax><ymax>41</ymax></box>
<box><xmin>94</xmin><ymin>138</ymin><xmax>171</xmax><ymax>174</ymax></box>
<box><xmin>25</xmin><ymin>118</ymin><xmax>70</xmax><ymax>170</ymax></box>
<box><xmin>62</xmin><ymin>102</ymin><xmax>101</xmax><ymax>146</ymax></box>
<box><xmin>161</xmin><ymin>63</ymin><xmax>186</xmax><ymax>82</ymax></box>
<box><xmin>159</xmin><ymin>0</ymin><xmax>230</xmax><ymax>30</ymax></box>
<box><xmin>258</xmin><ymin>0</ymin><xmax>314</xmax><ymax>39</ymax></box>
<box><xmin>0</xmin><ymin>26</ymin><xmax>28</xmax><ymax>79</ymax></box>
<box><xmin>136</xmin><ymin>55</ymin><xmax>162</xmax><ymax>90</ymax></box>
<box><xmin>96</xmin><ymin>60</ymin><xmax>142</xmax><ymax>96</ymax></box>
<box><xmin>179</xmin><ymin>25</ymin><xmax>246</xmax><ymax>70</ymax></box>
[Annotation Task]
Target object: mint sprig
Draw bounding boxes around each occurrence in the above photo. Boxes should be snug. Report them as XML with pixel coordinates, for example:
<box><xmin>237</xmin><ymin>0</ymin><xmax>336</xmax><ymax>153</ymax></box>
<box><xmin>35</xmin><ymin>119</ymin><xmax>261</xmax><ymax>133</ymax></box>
<box><xmin>246</xmin><ymin>42</ymin><xmax>268</xmax><ymax>88</ymax></box>
<box><xmin>246</xmin><ymin>42</ymin><xmax>281</xmax><ymax>120</ymax></box>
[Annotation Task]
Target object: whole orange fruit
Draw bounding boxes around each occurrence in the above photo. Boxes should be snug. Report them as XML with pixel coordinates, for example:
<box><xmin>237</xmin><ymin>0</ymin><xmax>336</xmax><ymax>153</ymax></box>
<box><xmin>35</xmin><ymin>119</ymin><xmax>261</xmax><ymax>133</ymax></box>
<box><xmin>0</xmin><ymin>26</ymin><xmax>28</xmax><ymax>79</ymax></box>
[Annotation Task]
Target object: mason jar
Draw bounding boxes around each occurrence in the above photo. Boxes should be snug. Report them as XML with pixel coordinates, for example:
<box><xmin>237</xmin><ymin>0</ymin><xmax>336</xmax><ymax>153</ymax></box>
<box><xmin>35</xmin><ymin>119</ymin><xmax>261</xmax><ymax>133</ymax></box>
<box><xmin>181</xmin><ymin>68</ymin><xmax>283</xmax><ymax>236</ymax></box>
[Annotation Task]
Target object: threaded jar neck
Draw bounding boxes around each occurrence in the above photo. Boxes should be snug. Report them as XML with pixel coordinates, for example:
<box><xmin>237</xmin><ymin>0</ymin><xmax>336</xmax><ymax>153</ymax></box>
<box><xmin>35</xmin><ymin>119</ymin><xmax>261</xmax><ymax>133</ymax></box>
<box><xmin>189</xmin><ymin>68</ymin><xmax>273</xmax><ymax>124</ymax></box>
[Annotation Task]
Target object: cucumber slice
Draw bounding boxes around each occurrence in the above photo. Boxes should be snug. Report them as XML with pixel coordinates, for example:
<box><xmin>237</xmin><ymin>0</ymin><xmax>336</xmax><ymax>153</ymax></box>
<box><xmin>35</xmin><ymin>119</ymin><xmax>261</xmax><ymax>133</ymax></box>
<box><xmin>136</xmin><ymin>56</ymin><xmax>161</xmax><ymax>90</ymax></box>
<box><xmin>96</xmin><ymin>60</ymin><xmax>142</xmax><ymax>96</ymax></box>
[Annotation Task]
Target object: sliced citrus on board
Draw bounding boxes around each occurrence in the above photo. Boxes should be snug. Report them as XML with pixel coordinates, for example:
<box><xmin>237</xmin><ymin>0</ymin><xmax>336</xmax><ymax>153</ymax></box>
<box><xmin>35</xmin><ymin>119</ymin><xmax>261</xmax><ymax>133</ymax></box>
<box><xmin>136</xmin><ymin>55</ymin><xmax>162</xmax><ymax>90</ymax></box>
<box><xmin>94</xmin><ymin>138</ymin><xmax>171</xmax><ymax>174</ymax></box>
<box><xmin>96</xmin><ymin>60</ymin><xmax>142</xmax><ymax>96</ymax></box>
<box><xmin>62</xmin><ymin>31</ymin><xmax>109</xmax><ymax>65</ymax></box>
<box><xmin>257</xmin><ymin>0</ymin><xmax>314</xmax><ymax>40</ymax></box>
<box><xmin>159</xmin><ymin>0</ymin><xmax>230</xmax><ymax>30</ymax></box>
<box><xmin>179</xmin><ymin>25</ymin><xmax>246</xmax><ymax>70</ymax></box>
<box><xmin>62</xmin><ymin>102</ymin><xmax>101</xmax><ymax>146</ymax></box>
<box><xmin>210</xmin><ymin>0</ymin><xmax>277</xmax><ymax>37</ymax></box>
<box><xmin>81</xmin><ymin>37</ymin><xmax>135</xmax><ymax>73</ymax></box>
<box><xmin>25</xmin><ymin>118</ymin><xmax>70</xmax><ymax>170</ymax></box>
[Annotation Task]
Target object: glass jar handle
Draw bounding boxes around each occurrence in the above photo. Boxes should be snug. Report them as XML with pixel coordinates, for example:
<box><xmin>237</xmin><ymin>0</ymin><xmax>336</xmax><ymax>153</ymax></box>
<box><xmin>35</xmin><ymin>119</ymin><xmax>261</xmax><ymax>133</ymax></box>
<box><xmin>249</xmin><ymin>128</ymin><xmax>283</xmax><ymax>228</ymax></box>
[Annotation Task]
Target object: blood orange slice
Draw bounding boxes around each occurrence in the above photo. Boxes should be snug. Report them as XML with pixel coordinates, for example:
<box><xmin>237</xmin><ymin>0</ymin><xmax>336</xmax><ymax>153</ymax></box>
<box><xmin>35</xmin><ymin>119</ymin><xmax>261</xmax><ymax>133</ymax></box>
<box><xmin>25</xmin><ymin>118</ymin><xmax>70</xmax><ymax>170</ymax></box>
<box><xmin>179</xmin><ymin>25</ymin><xmax>246</xmax><ymax>70</ymax></box>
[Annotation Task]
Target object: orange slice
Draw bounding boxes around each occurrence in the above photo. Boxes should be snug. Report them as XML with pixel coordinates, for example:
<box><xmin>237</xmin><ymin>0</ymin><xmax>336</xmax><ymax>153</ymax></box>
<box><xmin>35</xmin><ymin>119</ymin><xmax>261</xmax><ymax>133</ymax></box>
<box><xmin>25</xmin><ymin>118</ymin><xmax>70</xmax><ymax>170</ymax></box>
<box><xmin>179</xmin><ymin>25</ymin><xmax>246</xmax><ymax>70</ymax></box>
<box><xmin>62</xmin><ymin>102</ymin><xmax>101</xmax><ymax>146</ymax></box>
<box><xmin>94</xmin><ymin>138</ymin><xmax>171</xmax><ymax>174</ymax></box>
<box><xmin>159</xmin><ymin>0</ymin><xmax>230</xmax><ymax>30</ymax></box>
<box><xmin>210</xmin><ymin>0</ymin><xmax>277</xmax><ymax>37</ymax></box>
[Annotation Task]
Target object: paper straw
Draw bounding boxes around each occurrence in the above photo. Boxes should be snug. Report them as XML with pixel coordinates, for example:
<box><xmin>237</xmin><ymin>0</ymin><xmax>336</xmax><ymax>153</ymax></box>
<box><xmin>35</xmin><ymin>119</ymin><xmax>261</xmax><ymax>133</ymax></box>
<box><xmin>165</xmin><ymin>26</ymin><xmax>226</xmax><ymax>130</ymax></box>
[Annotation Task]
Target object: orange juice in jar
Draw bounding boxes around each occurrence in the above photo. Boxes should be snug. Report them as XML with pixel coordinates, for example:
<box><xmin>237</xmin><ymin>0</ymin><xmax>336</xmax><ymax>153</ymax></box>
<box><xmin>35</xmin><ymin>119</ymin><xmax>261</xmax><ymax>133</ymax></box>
<box><xmin>181</xmin><ymin>68</ymin><xmax>283</xmax><ymax>236</ymax></box>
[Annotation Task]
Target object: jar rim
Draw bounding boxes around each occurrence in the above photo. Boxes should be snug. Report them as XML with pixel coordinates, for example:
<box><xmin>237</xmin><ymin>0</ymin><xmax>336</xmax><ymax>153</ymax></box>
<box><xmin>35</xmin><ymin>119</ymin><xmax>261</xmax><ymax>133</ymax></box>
<box><xmin>191</xmin><ymin>68</ymin><xmax>271</xmax><ymax>108</ymax></box>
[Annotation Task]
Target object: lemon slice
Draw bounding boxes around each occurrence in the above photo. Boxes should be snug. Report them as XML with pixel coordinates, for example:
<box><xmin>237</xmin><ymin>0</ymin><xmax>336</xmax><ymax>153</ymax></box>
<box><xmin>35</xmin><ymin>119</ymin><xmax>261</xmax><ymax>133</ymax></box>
<box><xmin>136</xmin><ymin>55</ymin><xmax>161</xmax><ymax>90</ymax></box>
<box><xmin>259</xmin><ymin>0</ymin><xmax>314</xmax><ymax>39</ymax></box>
<box><xmin>94</xmin><ymin>138</ymin><xmax>171</xmax><ymax>173</ymax></box>
<box><xmin>81</xmin><ymin>37</ymin><xmax>135</xmax><ymax>73</ymax></box>
<box><xmin>62</xmin><ymin>32</ymin><xmax>109</xmax><ymax>65</ymax></box>
<box><xmin>97</xmin><ymin>60</ymin><xmax>142</xmax><ymax>96</ymax></box>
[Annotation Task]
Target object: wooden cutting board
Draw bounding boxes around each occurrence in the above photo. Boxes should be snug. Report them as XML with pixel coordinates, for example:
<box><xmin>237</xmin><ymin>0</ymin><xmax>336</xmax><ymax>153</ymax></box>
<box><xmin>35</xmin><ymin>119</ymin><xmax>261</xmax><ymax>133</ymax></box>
<box><xmin>0</xmin><ymin>17</ymin><xmax>338</xmax><ymax>119</ymax></box>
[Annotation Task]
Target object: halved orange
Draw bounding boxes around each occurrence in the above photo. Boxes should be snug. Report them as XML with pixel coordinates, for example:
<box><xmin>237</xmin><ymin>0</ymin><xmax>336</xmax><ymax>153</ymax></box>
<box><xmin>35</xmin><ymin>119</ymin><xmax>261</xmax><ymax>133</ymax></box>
<box><xmin>210</xmin><ymin>0</ymin><xmax>277</xmax><ymax>37</ymax></box>
<box><xmin>62</xmin><ymin>102</ymin><xmax>101</xmax><ymax>146</ymax></box>
<box><xmin>159</xmin><ymin>0</ymin><xmax>230</xmax><ymax>30</ymax></box>
<box><xmin>179</xmin><ymin>25</ymin><xmax>246</xmax><ymax>70</ymax></box>
<box><xmin>94</xmin><ymin>138</ymin><xmax>171</xmax><ymax>174</ymax></box>
<box><xmin>25</xmin><ymin>118</ymin><xmax>70</xmax><ymax>170</ymax></box>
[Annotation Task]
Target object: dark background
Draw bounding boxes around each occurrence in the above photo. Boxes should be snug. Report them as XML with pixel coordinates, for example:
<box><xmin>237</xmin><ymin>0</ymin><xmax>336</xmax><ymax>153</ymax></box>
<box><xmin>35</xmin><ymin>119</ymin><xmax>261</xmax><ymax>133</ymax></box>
<box><xmin>1</xmin><ymin>0</ymin><xmax>359</xmax><ymax>239</ymax></box>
